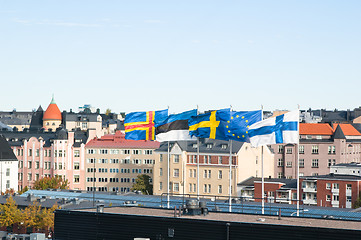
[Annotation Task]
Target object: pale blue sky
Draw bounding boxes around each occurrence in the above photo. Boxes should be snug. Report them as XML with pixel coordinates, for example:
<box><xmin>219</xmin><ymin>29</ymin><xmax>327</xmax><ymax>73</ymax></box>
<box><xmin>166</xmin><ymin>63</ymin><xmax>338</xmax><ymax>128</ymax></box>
<box><xmin>1</xmin><ymin>1</ymin><xmax>360</xmax><ymax>114</ymax></box>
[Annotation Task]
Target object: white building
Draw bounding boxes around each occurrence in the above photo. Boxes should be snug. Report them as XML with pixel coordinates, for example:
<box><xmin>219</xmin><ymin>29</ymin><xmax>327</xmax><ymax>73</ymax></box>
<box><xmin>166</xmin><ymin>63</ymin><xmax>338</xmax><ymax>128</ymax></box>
<box><xmin>0</xmin><ymin>135</ymin><xmax>18</xmax><ymax>192</ymax></box>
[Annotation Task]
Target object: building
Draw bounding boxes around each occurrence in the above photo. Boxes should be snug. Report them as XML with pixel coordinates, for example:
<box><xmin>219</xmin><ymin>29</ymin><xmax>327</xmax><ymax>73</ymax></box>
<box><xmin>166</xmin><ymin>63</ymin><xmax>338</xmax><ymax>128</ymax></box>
<box><xmin>0</xmin><ymin>135</ymin><xmax>18</xmax><ymax>192</ymax></box>
<box><xmin>153</xmin><ymin>139</ymin><xmax>274</xmax><ymax>198</ymax></box>
<box><xmin>84</xmin><ymin>131</ymin><xmax>159</xmax><ymax>193</ymax></box>
<box><xmin>63</xmin><ymin>111</ymin><xmax>103</xmax><ymax>138</ymax></box>
<box><xmin>42</xmin><ymin>97</ymin><xmax>62</xmax><ymax>132</ymax></box>
<box><xmin>0</xmin><ymin>109</ymin><xmax>33</xmax><ymax>131</ymax></box>
<box><xmin>273</xmin><ymin>123</ymin><xmax>361</xmax><ymax>179</ymax></box>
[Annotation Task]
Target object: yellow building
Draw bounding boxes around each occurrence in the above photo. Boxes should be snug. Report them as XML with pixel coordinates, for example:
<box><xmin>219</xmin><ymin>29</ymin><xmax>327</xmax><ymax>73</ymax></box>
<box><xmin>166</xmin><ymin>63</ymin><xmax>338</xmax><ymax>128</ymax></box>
<box><xmin>153</xmin><ymin>139</ymin><xmax>274</xmax><ymax>198</ymax></box>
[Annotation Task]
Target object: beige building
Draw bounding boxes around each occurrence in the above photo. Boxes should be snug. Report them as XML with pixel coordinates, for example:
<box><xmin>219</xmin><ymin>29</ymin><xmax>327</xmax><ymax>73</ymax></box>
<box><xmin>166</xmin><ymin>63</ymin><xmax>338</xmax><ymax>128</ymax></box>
<box><xmin>84</xmin><ymin>131</ymin><xmax>159</xmax><ymax>192</ymax></box>
<box><xmin>153</xmin><ymin>139</ymin><xmax>274</xmax><ymax>198</ymax></box>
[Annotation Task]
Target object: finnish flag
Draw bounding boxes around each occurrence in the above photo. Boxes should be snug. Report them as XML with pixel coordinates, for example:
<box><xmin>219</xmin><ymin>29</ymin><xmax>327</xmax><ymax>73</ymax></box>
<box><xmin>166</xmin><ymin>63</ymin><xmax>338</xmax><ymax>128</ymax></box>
<box><xmin>248</xmin><ymin>110</ymin><xmax>299</xmax><ymax>147</ymax></box>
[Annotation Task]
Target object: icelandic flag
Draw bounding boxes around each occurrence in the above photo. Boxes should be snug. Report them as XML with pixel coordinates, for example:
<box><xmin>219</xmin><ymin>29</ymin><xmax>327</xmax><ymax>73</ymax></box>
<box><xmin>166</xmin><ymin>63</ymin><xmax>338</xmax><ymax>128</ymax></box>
<box><xmin>155</xmin><ymin>109</ymin><xmax>197</xmax><ymax>142</ymax></box>
<box><xmin>248</xmin><ymin>110</ymin><xmax>299</xmax><ymax>147</ymax></box>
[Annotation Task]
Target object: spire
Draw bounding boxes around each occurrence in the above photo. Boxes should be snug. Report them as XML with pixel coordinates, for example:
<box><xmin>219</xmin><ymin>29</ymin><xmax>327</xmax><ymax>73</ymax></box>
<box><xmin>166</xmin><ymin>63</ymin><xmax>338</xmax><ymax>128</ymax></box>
<box><xmin>333</xmin><ymin>124</ymin><xmax>346</xmax><ymax>139</ymax></box>
<box><xmin>51</xmin><ymin>94</ymin><xmax>56</xmax><ymax>104</ymax></box>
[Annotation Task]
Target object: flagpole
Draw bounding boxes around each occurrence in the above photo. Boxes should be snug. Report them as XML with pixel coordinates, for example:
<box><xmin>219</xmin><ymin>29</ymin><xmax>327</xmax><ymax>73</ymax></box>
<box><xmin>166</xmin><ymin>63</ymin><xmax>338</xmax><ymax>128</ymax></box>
<box><xmin>261</xmin><ymin>106</ymin><xmax>265</xmax><ymax>215</ymax></box>
<box><xmin>229</xmin><ymin>140</ymin><xmax>233</xmax><ymax>212</ymax></box>
<box><xmin>297</xmin><ymin>105</ymin><xmax>300</xmax><ymax>216</ymax></box>
<box><xmin>167</xmin><ymin>141</ymin><xmax>170</xmax><ymax>208</ymax></box>
<box><xmin>196</xmin><ymin>105</ymin><xmax>200</xmax><ymax>200</ymax></box>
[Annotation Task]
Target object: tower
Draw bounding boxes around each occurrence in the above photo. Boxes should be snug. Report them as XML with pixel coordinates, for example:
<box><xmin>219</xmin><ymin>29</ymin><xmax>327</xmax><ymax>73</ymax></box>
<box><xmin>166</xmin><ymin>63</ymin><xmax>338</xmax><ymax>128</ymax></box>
<box><xmin>43</xmin><ymin>96</ymin><xmax>62</xmax><ymax>131</ymax></box>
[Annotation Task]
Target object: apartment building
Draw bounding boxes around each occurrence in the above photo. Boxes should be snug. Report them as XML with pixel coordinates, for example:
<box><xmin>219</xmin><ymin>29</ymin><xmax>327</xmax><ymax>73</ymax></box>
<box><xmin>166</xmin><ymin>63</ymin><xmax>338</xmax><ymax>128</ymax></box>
<box><xmin>84</xmin><ymin>131</ymin><xmax>159</xmax><ymax>193</ymax></box>
<box><xmin>0</xmin><ymin>135</ymin><xmax>18</xmax><ymax>192</ymax></box>
<box><xmin>153</xmin><ymin>139</ymin><xmax>274</xmax><ymax>197</ymax></box>
<box><xmin>273</xmin><ymin>123</ymin><xmax>361</xmax><ymax>179</ymax></box>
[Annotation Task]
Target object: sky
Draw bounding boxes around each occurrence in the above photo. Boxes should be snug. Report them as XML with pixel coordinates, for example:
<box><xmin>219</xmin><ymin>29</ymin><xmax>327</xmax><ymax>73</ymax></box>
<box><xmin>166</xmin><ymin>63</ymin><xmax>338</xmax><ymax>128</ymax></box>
<box><xmin>1</xmin><ymin>1</ymin><xmax>361</xmax><ymax>114</ymax></box>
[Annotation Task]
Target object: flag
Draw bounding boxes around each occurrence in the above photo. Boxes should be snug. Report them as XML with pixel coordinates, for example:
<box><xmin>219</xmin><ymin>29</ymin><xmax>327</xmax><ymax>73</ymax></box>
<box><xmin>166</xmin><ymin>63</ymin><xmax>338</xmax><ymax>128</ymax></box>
<box><xmin>124</xmin><ymin>109</ymin><xmax>168</xmax><ymax>140</ymax></box>
<box><xmin>189</xmin><ymin>108</ymin><xmax>230</xmax><ymax>140</ymax></box>
<box><xmin>226</xmin><ymin>110</ymin><xmax>262</xmax><ymax>142</ymax></box>
<box><xmin>248</xmin><ymin>110</ymin><xmax>299</xmax><ymax>147</ymax></box>
<box><xmin>155</xmin><ymin>109</ymin><xmax>197</xmax><ymax>142</ymax></box>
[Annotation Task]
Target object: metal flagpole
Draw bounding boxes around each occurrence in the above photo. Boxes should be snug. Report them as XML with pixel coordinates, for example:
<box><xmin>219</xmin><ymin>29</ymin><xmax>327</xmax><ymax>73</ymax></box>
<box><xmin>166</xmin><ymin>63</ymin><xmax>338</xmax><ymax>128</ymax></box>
<box><xmin>261</xmin><ymin>105</ymin><xmax>265</xmax><ymax>215</ymax></box>
<box><xmin>197</xmin><ymin>137</ymin><xmax>200</xmax><ymax>200</ymax></box>
<box><xmin>229</xmin><ymin>140</ymin><xmax>233</xmax><ymax>212</ymax></box>
<box><xmin>297</xmin><ymin>105</ymin><xmax>300</xmax><ymax>216</ymax></box>
<box><xmin>167</xmin><ymin>141</ymin><xmax>170</xmax><ymax>208</ymax></box>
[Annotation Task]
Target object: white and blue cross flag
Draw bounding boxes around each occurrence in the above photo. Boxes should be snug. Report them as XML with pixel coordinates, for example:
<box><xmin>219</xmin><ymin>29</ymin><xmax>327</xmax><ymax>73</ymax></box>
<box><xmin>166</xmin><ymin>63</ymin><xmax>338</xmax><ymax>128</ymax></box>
<box><xmin>248</xmin><ymin>110</ymin><xmax>299</xmax><ymax>147</ymax></box>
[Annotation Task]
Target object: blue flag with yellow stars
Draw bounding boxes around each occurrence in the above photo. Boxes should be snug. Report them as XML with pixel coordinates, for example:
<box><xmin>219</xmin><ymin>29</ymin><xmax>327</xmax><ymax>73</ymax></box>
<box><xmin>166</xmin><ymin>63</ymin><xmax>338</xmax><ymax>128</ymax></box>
<box><xmin>189</xmin><ymin>109</ymin><xmax>231</xmax><ymax>140</ymax></box>
<box><xmin>226</xmin><ymin>110</ymin><xmax>262</xmax><ymax>142</ymax></box>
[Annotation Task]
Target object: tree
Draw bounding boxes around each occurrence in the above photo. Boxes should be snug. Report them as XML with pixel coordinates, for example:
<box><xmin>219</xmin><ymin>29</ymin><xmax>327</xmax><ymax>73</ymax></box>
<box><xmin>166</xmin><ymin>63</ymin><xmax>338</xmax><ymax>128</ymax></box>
<box><xmin>38</xmin><ymin>204</ymin><xmax>58</xmax><ymax>231</ymax></box>
<box><xmin>33</xmin><ymin>176</ymin><xmax>69</xmax><ymax>190</ymax></box>
<box><xmin>131</xmin><ymin>174</ymin><xmax>153</xmax><ymax>195</ymax></box>
<box><xmin>23</xmin><ymin>202</ymin><xmax>42</xmax><ymax>230</ymax></box>
<box><xmin>0</xmin><ymin>196</ymin><xmax>23</xmax><ymax>229</ymax></box>
<box><xmin>353</xmin><ymin>192</ymin><xmax>361</xmax><ymax>209</ymax></box>
<box><xmin>18</xmin><ymin>186</ymin><xmax>29</xmax><ymax>195</ymax></box>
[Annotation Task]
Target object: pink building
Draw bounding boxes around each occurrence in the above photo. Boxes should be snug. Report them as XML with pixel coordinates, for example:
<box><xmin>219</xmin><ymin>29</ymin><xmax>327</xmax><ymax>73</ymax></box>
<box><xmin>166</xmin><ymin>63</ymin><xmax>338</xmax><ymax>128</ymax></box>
<box><xmin>272</xmin><ymin>123</ymin><xmax>361</xmax><ymax>179</ymax></box>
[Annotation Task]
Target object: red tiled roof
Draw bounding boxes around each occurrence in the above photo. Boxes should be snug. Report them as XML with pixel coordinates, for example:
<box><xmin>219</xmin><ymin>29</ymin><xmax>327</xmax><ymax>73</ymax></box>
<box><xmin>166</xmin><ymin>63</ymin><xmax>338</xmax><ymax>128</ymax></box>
<box><xmin>85</xmin><ymin>132</ymin><xmax>160</xmax><ymax>149</ymax></box>
<box><xmin>300</xmin><ymin>123</ymin><xmax>333</xmax><ymax>135</ymax></box>
<box><xmin>333</xmin><ymin>124</ymin><xmax>361</xmax><ymax>136</ymax></box>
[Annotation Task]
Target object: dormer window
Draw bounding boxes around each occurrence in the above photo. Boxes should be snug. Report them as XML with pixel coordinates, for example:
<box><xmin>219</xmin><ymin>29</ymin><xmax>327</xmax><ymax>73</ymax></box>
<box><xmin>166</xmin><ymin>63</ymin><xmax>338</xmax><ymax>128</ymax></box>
<box><xmin>221</xmin><ymin>144</ymin><xmax>228</xmax><ymax>150</ymax></box>
<box><xmin>192</xmin><ymin>144</ymin><xmax>198</xmax><ymax>149</ymax></box>
<box><xmin>206</xmin><ymin>144</ymin><xmax>213</xmax><ymax>149</ymax></box>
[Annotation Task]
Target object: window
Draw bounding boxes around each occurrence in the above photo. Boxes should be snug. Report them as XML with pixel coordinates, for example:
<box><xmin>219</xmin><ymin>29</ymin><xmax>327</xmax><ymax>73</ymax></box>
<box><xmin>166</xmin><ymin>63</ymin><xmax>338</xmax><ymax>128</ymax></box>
<box><xmin>58</xmin><ymin>163</ymin><xmax>63</xmax><ymax>170</ymax></box>
<box><xmin>99</xmin><ymin>159</ymin><xmax>108</xmax><ymax>164</ymax></box>
<box><xmin>204</xmin><ymin>184</ymin><xmax>207</xmax><ymax>193</ymax></box>
<box><xmin>100</xmin><ymin>149</ymin><xmax>108</xmax><ymax>154</ymax></box>
<box><xmin>206</xmin><ymin>144</ymin><xmax>213</xmax><ymax>149</ymax></box>
<box><xmin>193</xmin><ymin>169</ymin><xmax>196</xmax><ymax>177</ymax></box>
<box><xmin>133</xmin><ymin>159</ymin><xmax>141</xmax><ymax>164</ymax></box>
<box><xmin>221</xmin><ymin>144</ymin><xmax>228</xmax><ymax>150</ymax></box>
<box><xmin>299</xmin><ymin>159</ymin><xmax>304</xmax><ymax>168</ymax></box>
<box><xmin>174</xmin><ymin>155</ymin><xmax>180</xmax><ymax>163</ymax></box>
<box><xmin>74</xmin><ymin>150</ymin><xmax>80</xmax><ymax>157</ymax></box>
<box><xmin>299</xmin><ymin>145</ymin><xmax>304</xmax><ymax>154</ymax></box>
<box><xmin>286</xmin><ymin>148</ymin><xmax>292</xmax><ymax>154</ymax></box>
<box><xmin>124</xmin><ymin>150</ymin><xmax>130</xmax><ymax>154</ymax></box>
<box><xmin>277</xmin><ymin>159</ymin><xmax>284</xmax><ymax>167</ymax></box>
<box><xmin>208</xmin><ymin>184</ymin><xmax>211</xmax><ymax>193</ymax></box>
<box><xmin>189</xmin><ymin>183</ymin><xmax>192</xmax><ymax>192</ymax></box>
<box><xmin>6</xmin><ymin>168</ymin><xmax>10</xmax><ymax>177</ymax></box>
<box><xmin>159</xmin><ymin>182</ymin><xmax>163</xmax><ymax>190</ymax></box>
<box><xmin>189</xmin><ymin>169</ymin><xmax>193</xmax><ymax>178</ymax></box>
<box><xmin>88</xmin><ymin>149</ymin><xmax>96</xmax><ymax>154</ymax></box>
<box><xmin>82</xmin><ymin>122</ymin><xmax>87</xmax><ymax>129</ymax></box>
<box><xmin>74</xmin><ymin>162</ymin><xmax>80</xmax><ymax>170</ymax></box>
<box><xmin>286</xmin><ymin>161</ymin><xmax>292</xmax><ymax>168</ymax></box>
<box><xmin>312</xmin><ymin>145</ymin><xmax>319</xmax><ymax>154</ymax></box>
<box><xmin>278</xmin><ymin>145</ymin><xmax>284</xmax><ymax>153</ymax></box>
<box><xmin>204</xmin><ymin>170</ymin><xmax>207</xmax><ymax>178</ymax></box>
<box><xmin>28</xmin><ymin>161</ymin><xmax>32</xmax><ymax>169</ymax></box>
<box><xmin>328</xmin><ymin>146</ymin><xmax>336</xmax><ymax>154</ymax></box>
<box><xmin>326</xmin><ymin>195</ymin><xmax>331</xmax><ymax>201</ymax></box>
<box><xmin>36</xmin><ymin>149</ymin><xmax>39</xmax><ymax>157</ymax></box>
<box><xmin>347</xmin><ymin>196</ymin><xmax>352</xmax><ymax>202</ymax></box>
<box><xmin>333</xmin><ymin>195</ymin><xmax>339</xmax><ymax>201</ymax></box>
<box><xmin>28</xmin><ymin>149</ymin><xmax>32</xmax><ymax>157</ymax></box>
<box><xmin>144</xmin><ymin>150</ymin><xmax>153</xmax><ymax>155</ymax></box>
<box><xmin>87</xmin><ymin>158</ymin><xmax>96</xmax><ymax>164</ymax></box>
<box><xmin>193</xmin><ymin>184</ymin><xmax>196</xmax><ymax>192</ymax></box>
<box><xmin>133</xmin><ymin>150</ymin><xmax>140</xmax><ymax>155</ymax></box>
<box><xmin>173</xmin><ymin>169</ymin><xmax>179</xmax><ymax>177</ymax></box>
<box><xmin>110</xmin><ymin>159</ymin><xmax>119</xmax><ymax>164</ymax></box>
<box><xmin>218</xmin><ymin>185</ymin><xmax>222</xmax><ymax>194</ymax></box>
<box><xmin>208</xmin><ymin>170</ymin><xmax>211</xmax><ymax>178</ymax></box>
<box><xmin>347</xmin><ymin>184</ymin><xmax>352</xmax><ymax>190</ymax></box>
<box><xmin>312</xmin><ymin>159</ymin><xmax>319</xmax><ymax>168</ymax></box>
<box><xmin>160</xmin><ymin>154</ymin><xmax>163</xmax><ymax>162</ymax></box>
<box><xmin>218</xmin><ymin>156</ymin><xmax>223</xmax><ymax>164</ymax></box>
<box><xmin>27</xmin><ymin>173</ymin><xmax>32</xmax><ymax>181</ymax></box>
<box><xmin>173</xmin><ymin>183</ymin><xmax>179</xmax><ymax>192</ymax></box>
<box><xmin>333</xmin><ymin>183</ymin><xmax>339</xmax><ymax>189</ymax></box>
<box><xmin>218</xmin><ymin>170</ymin><xmax>223</xmax><ymax>179</ymax></box>
<box><xmin>326</xmin><ymin>183</ymin><xmax>331</xmax><ymax>189</ymax></box>
<box><xmin>306</xmin><ymin>135</ymin><xmax>312</xmax><ymax>139</ymax></box>
<box><xmin>277</xmin><ymin>172</ymin><xmax>283</xmax><ymax>178</ymax></box>
<box><xmin>6</xmin><ymin>180</ymin><xmax>10</xmax><ymax>189</ymax></box>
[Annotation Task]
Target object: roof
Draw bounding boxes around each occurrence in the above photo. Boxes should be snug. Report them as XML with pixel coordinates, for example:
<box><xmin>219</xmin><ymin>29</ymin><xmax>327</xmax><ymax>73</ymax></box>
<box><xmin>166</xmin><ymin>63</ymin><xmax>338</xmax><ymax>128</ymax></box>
<box><xmin>300</xmin><ymin>123</ymin><xmax>334</xmax><ymax>135</ymax></box>
<box><xmin>43</xmin><ymin>97</ymin><xmax>62</xmax><ymax>120</ymax></box>
<box><xmin>155</xmin><ymin>138</ymin><xmax>244</xmax><ymax>154</ymax></box>
<box><xmin>302</xmin><ymin>174</ymin><xmax>361</xmax><ymax>181</ymax></box>
<box><xmin>86</xmin><ymin>131</ymin><xmax>160</xmax><ymax>149</ymax></box>
<box><xmin>0</xmin><ymin>135</ymin><xmax>17</xmax><ymax>161</ymax></box>
<box><xmin>333</xmin><ymin>125</ymin><xmax>346</xmax><ymax>139</ymax></box>
<box><xmin>238</xmin><ymin>176</ymin><xmax>297</xmax><ymax>189</ymax></box>
<box><xmin>332</xmin><ymin>124</ymin><xmax>361</xmax><ymax>136</ymax></box>
<box><xmin>64</xmin><ymin>112</ymin><xmax>101</xmax><ymax>122</ymax></box>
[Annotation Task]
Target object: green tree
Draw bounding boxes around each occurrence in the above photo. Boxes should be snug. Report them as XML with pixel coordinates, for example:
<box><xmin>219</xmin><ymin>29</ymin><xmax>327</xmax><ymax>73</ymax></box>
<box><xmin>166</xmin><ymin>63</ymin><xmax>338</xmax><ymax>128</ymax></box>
<box><xmin>33</xmin><ymin>176</ymin><xmax>69</xmax><ymax>190</ymax></box>
<box><xmin>353</xmin><ymin>192</ymin><xmax>361</xmax><ymax>209</ymax></box>
<box><xmin>131</xmin><ymin>174</ymin><xmax>153</xmax><ymax>195</ymax></box>
<box><xmin>0</xmin><ymin>196</ymin><xmax>23</xmax><ymax>229</ymax></box>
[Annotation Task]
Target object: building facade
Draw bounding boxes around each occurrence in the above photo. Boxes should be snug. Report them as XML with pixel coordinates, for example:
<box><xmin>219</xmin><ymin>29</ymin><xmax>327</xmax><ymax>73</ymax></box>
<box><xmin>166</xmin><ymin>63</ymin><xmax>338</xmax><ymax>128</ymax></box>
<box><xmin>273</xmin><ymin>123</ymin><xmax>361</xmax><ymax>179</ymax></box>
<box><xmin>84</xmin><ymin>131</ymin><xmax>159</xmax><ymax>193</ymax></box>
<box><xmin>153</xmin><ymin>139</ymin><xmax>274</xmax><ymax>198</ymax></box>
<box><xmin>0</xmin><ymin>135</ymin><xmax>18</xmax><ymax>192</ymax></box>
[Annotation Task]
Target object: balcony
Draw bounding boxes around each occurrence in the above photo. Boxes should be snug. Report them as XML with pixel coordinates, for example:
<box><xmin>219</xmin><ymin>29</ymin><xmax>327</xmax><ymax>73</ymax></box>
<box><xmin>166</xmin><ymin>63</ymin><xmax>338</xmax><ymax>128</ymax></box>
<box><xmin>302</xmin><ymin>187</ymin><xmax>317</xmax><ymax>193</ymax></box>
<box><xmin>303</xmin><ymin>199</ymin><xmax>317</xmax><ymax>205</ymax></box>
<box><xmin>331</xmin><ymin>188</ymin><xmax>339</xmax><ymax>194</ymax></box>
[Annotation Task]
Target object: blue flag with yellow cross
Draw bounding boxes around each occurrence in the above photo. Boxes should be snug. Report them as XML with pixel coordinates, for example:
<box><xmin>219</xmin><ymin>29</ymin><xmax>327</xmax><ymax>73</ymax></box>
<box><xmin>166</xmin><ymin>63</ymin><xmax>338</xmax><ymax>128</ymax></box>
<box><xmin>188</xmin><ymin>109</ymin><xmax>231</xmax><ymax>140</ymax></box>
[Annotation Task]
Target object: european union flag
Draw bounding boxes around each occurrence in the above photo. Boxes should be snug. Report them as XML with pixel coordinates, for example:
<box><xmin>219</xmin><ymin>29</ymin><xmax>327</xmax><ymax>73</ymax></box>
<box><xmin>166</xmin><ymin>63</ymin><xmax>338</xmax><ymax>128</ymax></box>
<box><xmin>226</xmin><ymin>110</ymin><xmax>262</xmax><ymax>142</ymax></box>
<box><xmin>189</xmin><ymin>109</ymin><xmax>230</xmax><ymax>140</ymax></box>
<box><xmin>124</xmin><ymin>109</ymin><xmax>168</xmax><ymax>140</ymax></box>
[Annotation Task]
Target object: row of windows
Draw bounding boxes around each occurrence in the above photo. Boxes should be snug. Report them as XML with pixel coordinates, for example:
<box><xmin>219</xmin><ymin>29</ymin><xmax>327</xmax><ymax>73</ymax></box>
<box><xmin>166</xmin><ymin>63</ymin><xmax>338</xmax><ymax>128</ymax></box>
<box><xmin>87</xmin><ymin>186</ymin><xmax>130</xmax><ymax>192</ymax></box>
<box><xmin>280</xmin><ymin>145</ymin><xmax>337</xmax><ymax>155</ymax></box>
<box><xmin>159</xmin><ymin>182</ymin><xmax>228</xmax><ymax>194</ymax></box>
<box><xmin>16</xmin><ymin>149</ymin><xmax>82</xmax><ymax>158</ymax></box>
<box><xmin>86</xmin><ymin>158</ymin><xmax>154</xmax><ymax>165</ymax></box>
<box><xmin>87</xmin><ymin>149</ymin><xmax>153</xmax><ymax>155</ymax></box>
<box><xmin>277</xmin><ymin>159</ymin><xmax>337</xmax><ymax>168</ymax></box>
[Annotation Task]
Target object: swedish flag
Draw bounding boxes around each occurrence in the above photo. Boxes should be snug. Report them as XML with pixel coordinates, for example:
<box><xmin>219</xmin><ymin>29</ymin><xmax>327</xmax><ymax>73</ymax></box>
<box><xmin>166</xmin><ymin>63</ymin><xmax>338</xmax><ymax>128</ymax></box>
<box><xmin>226</xmin><ymin>110</ymin><xmax>262</xmax><ymax>142</ymax></box>
<box><xmin>188</xmin><ymin>109</ymin><xmax>230</xmax><ymax>140</ymax></box>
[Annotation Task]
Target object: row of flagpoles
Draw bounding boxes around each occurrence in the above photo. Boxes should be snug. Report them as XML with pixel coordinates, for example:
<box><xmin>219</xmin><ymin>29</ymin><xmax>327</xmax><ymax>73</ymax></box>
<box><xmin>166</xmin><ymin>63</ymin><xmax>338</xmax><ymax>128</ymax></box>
<box><xmin>123</xmin><ymin>107</ymin><xmax>300</xmax><ymax>215</ymax></box>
